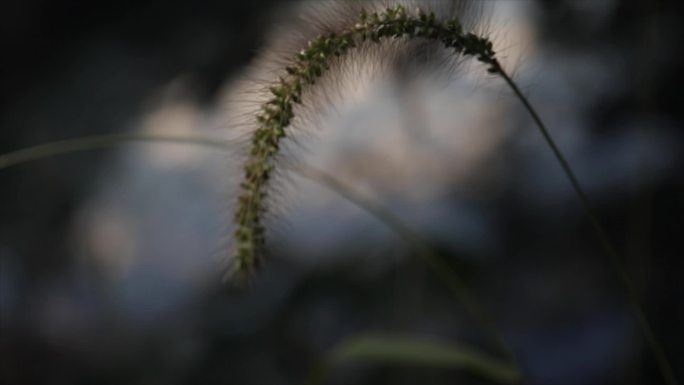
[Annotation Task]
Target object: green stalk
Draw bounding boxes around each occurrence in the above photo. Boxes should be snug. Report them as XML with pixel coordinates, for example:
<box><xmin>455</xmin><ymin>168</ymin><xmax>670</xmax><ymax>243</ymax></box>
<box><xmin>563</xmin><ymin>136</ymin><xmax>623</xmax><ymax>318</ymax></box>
<box><xmin>496</xmin><ymin>66</ymin><xmax>678</xmax><ymax>385</ymax></box>
<box><xmin>292</xmin><ymin>163</ymin><xmax>521</xmax><ymax>377</ymax></box>
<box><xmin>0</xmin><ymin>133</ymin><xmax>233</xmax><ymax>170</ymax></box>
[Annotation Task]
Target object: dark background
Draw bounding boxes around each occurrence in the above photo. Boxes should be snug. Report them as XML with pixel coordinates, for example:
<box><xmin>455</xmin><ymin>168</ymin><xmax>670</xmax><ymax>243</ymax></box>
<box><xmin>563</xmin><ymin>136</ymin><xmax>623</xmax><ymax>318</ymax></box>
<box><xmin>1</xmin><ymin>1</ymin><xmax>683</xmax><ymax>384</ymax></box>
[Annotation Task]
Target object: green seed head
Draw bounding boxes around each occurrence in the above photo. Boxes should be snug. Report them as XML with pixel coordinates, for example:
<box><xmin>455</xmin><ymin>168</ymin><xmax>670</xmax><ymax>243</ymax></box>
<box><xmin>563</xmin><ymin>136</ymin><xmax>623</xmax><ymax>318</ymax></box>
<box><xmin>230</xmin><ymin>5</ymin><xmax>499</xmax><ymax>279</ymax></box>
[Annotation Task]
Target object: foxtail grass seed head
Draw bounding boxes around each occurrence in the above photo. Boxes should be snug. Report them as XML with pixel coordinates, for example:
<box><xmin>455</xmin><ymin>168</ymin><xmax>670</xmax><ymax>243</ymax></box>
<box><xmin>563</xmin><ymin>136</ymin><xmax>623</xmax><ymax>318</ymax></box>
<box><xmin>231</xmin><ymin>5</ymin><xmax>501</xmax><ymax>279</ymax></box>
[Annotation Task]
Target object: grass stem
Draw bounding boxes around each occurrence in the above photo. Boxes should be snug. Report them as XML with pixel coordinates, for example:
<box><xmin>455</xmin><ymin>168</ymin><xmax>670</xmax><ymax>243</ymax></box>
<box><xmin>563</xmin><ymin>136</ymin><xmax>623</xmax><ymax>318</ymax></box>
<box><xmin>496</xmin><ymin>64</ymin><xmax>677</xmax><ymax>385</ymax></box>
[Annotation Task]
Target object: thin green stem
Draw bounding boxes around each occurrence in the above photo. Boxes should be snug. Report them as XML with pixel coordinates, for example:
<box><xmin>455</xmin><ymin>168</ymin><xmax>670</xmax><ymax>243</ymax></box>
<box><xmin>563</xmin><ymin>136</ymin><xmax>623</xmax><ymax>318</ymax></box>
<box><xmin>0</xmin><ymin>133</ymin><xmax>235</xmax><ymax>170</ymax></box>
<box><xmin>496</xmin><ymin>64</ymin><xmax>677</xmax><ymax>385</ymax></box>
<box><xmin>292</xmin><ymin>163</ymin><xmax>521</xmax><ymax>378</ymax></box>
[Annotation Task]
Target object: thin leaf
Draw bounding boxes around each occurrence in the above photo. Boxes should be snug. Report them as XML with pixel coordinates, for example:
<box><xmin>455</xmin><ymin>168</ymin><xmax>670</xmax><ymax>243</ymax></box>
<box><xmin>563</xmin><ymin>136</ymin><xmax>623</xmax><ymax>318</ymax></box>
<box><xmin>0</xmin><ymin>133</ymin><xmax>235</xmax><ymax>170</ymax></box>
<box><xmin>325</xmin><ymin>334</ymin><xmax>520</xmax><ymax>384</ymax></box>
<box><xmin>292</xmin><ymin>164</ymin><xmax>518</xmax><ymax>367</ymax></box>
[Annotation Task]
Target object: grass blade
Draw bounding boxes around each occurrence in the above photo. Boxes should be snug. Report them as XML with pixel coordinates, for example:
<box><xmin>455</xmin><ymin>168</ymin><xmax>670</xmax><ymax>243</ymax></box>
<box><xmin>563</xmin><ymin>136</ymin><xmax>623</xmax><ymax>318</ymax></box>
<box><xmin>497</xmin><ymin>66</ymin><xmax>677</xmax><ymax>385</ymax></box>
<box><xmin>0</xmin><ymin>133</ymin><xmax>235</xmax><ymax>170</ymax></box>
<box><xmin>292</xmin><ymin>164</ymin><xmax>520</xmax><ymax>373</ymax></box>
<box><xmin>315</xmin><ymin>333</ymin><xmax>520</xmax><ymax>384</ymax></box>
